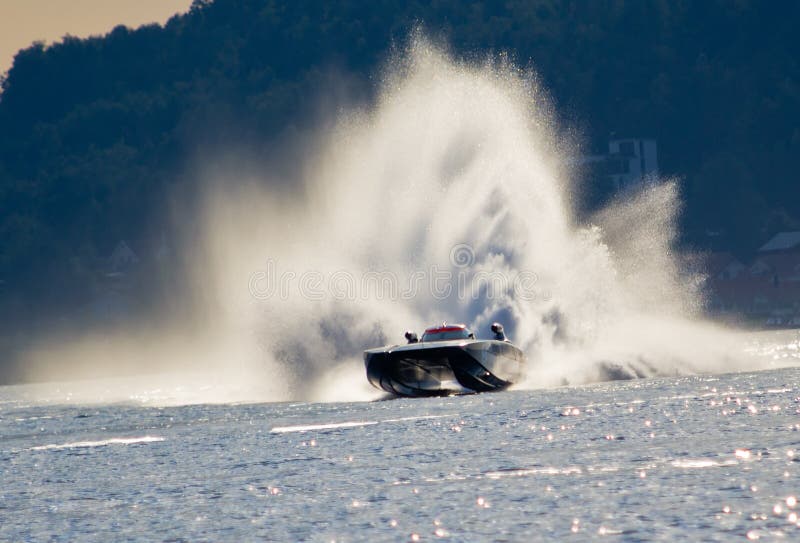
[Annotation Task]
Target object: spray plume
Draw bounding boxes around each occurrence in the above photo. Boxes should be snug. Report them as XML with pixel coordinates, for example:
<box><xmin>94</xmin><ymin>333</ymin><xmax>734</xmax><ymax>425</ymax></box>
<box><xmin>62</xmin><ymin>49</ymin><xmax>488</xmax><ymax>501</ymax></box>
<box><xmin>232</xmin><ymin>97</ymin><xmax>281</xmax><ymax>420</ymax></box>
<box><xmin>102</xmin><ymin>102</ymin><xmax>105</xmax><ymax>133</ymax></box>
<box><xmin>17</xmin><ymin>37</ymin><xmax>787</xmax><ymax>405</ymax></box>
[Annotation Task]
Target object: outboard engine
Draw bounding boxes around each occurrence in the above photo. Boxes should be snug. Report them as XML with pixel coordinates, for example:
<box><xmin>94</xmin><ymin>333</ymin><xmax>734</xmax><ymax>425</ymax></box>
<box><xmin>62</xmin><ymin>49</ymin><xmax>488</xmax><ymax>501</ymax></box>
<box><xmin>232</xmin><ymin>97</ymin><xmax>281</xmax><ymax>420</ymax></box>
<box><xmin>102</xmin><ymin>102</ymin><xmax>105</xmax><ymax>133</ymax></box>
<box><xmin>491</xmin><ymin>322</ymin><xmax>507</xmax><ymax>341</ymax></box>
<box><xmin>405</xmin><ymin>331</ymin><xmax>419</xmax><ymax>344</ymax></box>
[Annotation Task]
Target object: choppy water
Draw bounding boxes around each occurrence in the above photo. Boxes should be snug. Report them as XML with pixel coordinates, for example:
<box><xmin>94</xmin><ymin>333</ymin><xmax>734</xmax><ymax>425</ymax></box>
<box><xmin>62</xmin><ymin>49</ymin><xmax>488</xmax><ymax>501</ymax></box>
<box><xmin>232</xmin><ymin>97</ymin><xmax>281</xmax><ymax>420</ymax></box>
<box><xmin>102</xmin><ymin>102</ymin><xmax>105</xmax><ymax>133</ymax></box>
<box><xmin>4</xmin><ymin>355</ymin><xmax>800</xmax><ymax>541</ymax></box>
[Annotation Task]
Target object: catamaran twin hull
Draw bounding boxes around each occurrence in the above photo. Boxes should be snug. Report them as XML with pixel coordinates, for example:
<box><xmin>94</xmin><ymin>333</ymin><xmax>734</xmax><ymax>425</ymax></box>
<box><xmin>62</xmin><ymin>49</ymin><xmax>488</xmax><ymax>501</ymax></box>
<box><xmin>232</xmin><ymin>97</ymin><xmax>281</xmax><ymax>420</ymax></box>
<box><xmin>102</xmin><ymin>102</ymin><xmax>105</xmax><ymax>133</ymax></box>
<box><xmin>364</xmin><ymin>338</ymin><xmax>526</xmax><ymax>397</ymax></box>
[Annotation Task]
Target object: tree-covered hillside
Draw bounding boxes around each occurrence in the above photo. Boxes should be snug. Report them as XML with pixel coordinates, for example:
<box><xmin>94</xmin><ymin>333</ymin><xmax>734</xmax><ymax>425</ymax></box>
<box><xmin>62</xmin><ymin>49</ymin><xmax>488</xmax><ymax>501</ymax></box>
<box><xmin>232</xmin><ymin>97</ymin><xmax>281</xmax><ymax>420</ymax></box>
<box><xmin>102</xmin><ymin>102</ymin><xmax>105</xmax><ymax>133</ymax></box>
<box><xmin>1</xmin><ymin>0</ymin><xmax>799</xmax><ymax>367</ymax></box>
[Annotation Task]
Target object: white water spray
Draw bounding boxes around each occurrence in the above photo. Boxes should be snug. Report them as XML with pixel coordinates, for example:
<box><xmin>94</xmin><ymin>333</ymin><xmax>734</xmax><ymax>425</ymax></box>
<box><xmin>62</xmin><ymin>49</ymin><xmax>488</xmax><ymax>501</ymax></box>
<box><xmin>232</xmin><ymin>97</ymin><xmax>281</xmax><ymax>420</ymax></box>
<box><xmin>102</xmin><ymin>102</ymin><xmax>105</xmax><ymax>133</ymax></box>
<box><xmin>18</xmin><ymin>38</ymin><xmax>788</xmax><ymax>405</ymax></box>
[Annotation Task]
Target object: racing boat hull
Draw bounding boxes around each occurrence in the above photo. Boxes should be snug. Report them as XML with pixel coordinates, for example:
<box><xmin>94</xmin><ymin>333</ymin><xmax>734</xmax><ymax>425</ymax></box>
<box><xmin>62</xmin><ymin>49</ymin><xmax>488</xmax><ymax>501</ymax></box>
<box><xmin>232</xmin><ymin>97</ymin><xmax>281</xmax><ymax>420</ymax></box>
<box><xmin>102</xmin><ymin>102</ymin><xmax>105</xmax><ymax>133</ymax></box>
<box><xmin>364</xmin><ymin>339</ymin><xmax>526</xmax><ymax>397</ymax></box>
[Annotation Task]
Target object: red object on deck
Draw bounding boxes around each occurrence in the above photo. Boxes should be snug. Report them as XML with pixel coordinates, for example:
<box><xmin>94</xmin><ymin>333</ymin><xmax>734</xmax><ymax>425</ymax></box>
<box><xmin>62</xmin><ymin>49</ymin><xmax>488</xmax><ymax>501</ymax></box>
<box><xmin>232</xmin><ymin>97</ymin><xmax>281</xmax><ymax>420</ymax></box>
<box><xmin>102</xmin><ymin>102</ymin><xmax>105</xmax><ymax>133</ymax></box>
<box><xmin>424</xmin><ymin>324</ymin><xmax>467</xmax><ymax>334</ymax></box>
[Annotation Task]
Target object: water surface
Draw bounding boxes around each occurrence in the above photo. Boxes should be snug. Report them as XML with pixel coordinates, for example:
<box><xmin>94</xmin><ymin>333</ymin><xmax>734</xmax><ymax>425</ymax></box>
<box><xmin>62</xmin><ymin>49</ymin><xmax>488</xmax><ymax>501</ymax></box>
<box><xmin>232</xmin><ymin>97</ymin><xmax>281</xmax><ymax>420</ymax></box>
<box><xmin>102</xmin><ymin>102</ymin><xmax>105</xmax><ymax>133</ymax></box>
<box><xmin>3</xmin><ymin>364</ymin><xmax>800</xmax><ymax>541</ymax></box>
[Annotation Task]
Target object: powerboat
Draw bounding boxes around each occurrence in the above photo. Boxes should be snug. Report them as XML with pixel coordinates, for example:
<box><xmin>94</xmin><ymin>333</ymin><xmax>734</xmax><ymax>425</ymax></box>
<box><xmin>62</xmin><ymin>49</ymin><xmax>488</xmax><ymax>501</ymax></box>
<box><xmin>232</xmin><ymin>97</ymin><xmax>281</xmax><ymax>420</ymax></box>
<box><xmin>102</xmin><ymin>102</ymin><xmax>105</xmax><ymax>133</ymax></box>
<box><xmin>364</xmin><ymin>322</ymin><xmax>526</xmax><ymax>397</ymax></box>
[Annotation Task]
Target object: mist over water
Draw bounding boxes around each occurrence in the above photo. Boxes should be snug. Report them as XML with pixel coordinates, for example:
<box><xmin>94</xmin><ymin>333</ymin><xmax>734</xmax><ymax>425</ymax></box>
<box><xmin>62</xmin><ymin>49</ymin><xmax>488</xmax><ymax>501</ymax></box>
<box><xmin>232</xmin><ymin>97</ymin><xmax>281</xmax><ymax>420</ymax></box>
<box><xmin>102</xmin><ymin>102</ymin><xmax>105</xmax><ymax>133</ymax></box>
<box><xmin>17</xmin><ymin>38</ymin><xmax>788</xmax><ymax>405</ymax></box>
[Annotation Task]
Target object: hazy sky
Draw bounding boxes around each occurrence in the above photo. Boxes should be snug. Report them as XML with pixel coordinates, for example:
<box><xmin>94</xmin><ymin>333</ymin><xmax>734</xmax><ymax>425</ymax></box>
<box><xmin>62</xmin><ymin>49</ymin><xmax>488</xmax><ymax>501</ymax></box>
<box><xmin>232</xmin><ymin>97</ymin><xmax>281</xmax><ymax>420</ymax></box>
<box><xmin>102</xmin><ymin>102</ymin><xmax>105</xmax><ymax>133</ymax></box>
<box><xmin>0</xmin><ymin>0</ymin><xmax>193</xmax><ymax>76</ymax></box>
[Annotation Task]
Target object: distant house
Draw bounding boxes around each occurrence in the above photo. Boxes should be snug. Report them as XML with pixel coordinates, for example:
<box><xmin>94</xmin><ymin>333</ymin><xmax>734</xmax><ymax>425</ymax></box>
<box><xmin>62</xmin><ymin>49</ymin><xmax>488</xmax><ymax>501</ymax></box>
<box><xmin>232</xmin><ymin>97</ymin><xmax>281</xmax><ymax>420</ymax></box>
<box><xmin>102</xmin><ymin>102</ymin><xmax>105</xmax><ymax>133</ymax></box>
<box><xmin>704</xmin><ymin>252</ymin><xmax>745</xmax><ymax>281</ymax></box>
<box><xmin>750</xmin><ymin>254</ymin><xmax>800</xmax><ymax>284</ymax></box>
<box><xmin>606</xmin><ymin>138</ymin><xmax>659</xmax><ymax>190</ymax></box>
<box><xmin>753</xmin><ymin>232</ymin><xmax>800</xmax><ymax>288</ymax></box>
<box><xmin>758</xmin><ymin>231</ymin><xmax>800</xmax><ymax>253</ymax></box>
<box><xmin>706</xmin><ymin>234</ymin><xmax>800</xmax><ymax>325</ymax></box>
<box><xmin>576</xmin><ymin>138</ymin><xmax>659</xmax><ymax>192</ymax></box>
<box><xmin>749</xmin><ymin>258</ymin><xmax>774</xmax><ymax>280</ymax></box>
<box><xmin>89</xmin><ymin>240</ymin><xmax>141</xmax><ymax>322</ymax></box>
<box><xmin>107</xmin><ymin>240</ymin><xmax>139</xmax><ymax>274</ymax></box>
<box><xmin>705</xmin><ymin>252</ymin><xmax>750</xmax><ymax>313</ymax></box>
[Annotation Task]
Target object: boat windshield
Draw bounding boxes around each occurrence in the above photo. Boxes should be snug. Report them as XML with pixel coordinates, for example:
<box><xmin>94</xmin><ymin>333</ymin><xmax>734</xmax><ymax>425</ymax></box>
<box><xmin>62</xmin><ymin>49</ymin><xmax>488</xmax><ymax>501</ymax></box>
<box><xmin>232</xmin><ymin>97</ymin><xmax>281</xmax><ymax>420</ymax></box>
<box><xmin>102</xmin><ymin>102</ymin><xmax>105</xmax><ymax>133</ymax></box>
<box><xmin>421</xmin><ymin>328</ymin><xmax>473</xmax><ymax>342</ymax></box>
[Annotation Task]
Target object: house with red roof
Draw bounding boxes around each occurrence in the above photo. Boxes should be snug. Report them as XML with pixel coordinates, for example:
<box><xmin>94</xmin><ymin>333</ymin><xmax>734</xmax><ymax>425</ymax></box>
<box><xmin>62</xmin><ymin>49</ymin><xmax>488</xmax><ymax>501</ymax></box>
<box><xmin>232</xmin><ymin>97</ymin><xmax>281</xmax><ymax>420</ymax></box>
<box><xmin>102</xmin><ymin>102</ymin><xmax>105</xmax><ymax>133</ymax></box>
<box><xmin>705</xmin><ymin>232</ymin><xmax>800</xmax><ymax>326</ymax></box>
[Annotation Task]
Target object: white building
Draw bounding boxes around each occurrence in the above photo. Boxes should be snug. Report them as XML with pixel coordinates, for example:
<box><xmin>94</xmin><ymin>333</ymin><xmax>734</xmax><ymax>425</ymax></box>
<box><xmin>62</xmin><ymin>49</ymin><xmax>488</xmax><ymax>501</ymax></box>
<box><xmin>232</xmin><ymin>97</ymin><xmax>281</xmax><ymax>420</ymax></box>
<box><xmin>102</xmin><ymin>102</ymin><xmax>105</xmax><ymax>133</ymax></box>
<box><xmin>577</xmin><ymin>138</ymin><xmax>659</xmax><ymax>192</ymax></box>
<box><xmin>606</xmin><ymin>138</ymin><xmax>658</xmax><ymax>190</ymax></box>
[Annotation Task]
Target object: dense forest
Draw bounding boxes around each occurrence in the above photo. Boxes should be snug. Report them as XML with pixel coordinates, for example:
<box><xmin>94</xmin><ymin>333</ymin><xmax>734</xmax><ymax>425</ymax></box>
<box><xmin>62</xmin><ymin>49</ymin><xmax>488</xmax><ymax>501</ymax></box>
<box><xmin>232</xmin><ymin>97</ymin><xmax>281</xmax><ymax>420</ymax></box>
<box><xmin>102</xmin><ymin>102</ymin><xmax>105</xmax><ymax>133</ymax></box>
<box><xmin>1</xmin><ymin>0</ymin><xmax>799</xmax><ymax>371</ymax></box>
